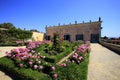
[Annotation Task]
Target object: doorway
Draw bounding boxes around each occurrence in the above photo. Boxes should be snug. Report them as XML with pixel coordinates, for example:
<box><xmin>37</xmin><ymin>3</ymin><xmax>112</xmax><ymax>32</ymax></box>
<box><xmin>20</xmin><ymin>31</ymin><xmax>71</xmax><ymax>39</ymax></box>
<box><xmin>91</xmin><ymin>34</ymin><xmax>99</xmax><ymax>43</ymax></box>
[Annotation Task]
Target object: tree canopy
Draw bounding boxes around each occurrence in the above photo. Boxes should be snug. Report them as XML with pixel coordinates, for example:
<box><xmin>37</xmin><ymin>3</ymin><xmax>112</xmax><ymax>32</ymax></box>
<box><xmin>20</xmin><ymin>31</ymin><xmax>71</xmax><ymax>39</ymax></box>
<box><xmin>0</xmin><ymin>23</ymin><xmax>33</xmax><ymax>43</ymax></box>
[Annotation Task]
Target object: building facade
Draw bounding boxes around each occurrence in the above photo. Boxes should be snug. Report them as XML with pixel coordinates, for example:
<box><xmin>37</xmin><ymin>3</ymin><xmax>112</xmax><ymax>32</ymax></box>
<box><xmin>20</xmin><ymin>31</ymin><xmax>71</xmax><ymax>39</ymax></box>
<box><xmin>32</xmin><ymin>31</ymin><xmax>44</xmax><ymax>41</ymax></box>
<box><xmin>45</xmin><ymin>18</ymin><xmax>102</xmax><ymax>43</ymax></box>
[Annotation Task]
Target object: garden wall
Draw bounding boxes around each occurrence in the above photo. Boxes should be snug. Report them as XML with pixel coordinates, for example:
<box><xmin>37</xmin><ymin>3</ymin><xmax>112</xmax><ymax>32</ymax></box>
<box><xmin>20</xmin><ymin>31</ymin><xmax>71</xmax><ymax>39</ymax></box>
<box><xmin>100</xmin><ymin>41</ymin><xmax>120</xmax><ymax>55</ymax></box>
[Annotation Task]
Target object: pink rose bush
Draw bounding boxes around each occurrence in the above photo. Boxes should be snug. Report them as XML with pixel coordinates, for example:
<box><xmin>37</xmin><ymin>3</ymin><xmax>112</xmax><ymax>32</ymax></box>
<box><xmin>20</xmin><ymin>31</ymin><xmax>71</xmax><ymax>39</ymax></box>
<box><xmin>66</xmin><ymin>41</ymin><xmax>91</xmax><ymax>64</ymax></box>
<box><xmin>6</xmin><ymin>41</ymin><xmax>58</xmax><ymax>78</ymax></box>
<box><xmin>26</xmin><ymin>41</ymin><xmax>51</xmax><ymax>49</ymax></box>
<box><xmin>6</xmin><ymin>47</ymin><xmax>46</xmax><ymax>69</ymax></box>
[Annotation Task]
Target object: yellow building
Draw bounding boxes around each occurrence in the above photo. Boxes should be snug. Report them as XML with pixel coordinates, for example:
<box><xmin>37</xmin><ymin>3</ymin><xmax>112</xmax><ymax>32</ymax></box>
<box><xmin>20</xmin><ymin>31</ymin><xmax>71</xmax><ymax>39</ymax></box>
<box><xmin>32</xmin><ymin>31</ymin><xmax>44</xmax><ymax>41</ymax></box>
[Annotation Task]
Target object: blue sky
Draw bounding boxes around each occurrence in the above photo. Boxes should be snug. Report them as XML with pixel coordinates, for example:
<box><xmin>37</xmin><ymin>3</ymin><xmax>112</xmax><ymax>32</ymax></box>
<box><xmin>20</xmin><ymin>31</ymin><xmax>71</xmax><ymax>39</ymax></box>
<box><xmin>0</xmin><ymin>0</ymin><xmax>120</xmax><ymax>37</ymax></box>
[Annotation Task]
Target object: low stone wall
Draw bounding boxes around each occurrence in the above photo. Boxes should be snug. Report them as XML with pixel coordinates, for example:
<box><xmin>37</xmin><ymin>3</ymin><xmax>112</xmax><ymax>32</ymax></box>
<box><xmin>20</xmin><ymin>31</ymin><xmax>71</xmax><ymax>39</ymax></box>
<box><xmin>100</xmin><ymin>41</ymin><xmax>120</xmax><ymax>55</ymax></box>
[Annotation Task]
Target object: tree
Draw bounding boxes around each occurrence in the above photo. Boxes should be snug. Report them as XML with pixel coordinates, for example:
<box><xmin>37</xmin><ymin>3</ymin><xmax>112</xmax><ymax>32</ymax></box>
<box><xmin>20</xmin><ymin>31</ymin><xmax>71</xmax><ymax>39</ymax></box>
<box><xmin>52</xmin><ymin>33</ymin><xmax>62</xmax><ymax>52</ymax></box>
<box><xmin>0</xmin><ymin>22</ymin><xmax>32</xmax><ymax>44</ymax></box>
<box><xmin>0</xmin><ymin>23</ymin><xmax>15</xmax><ymax>29</ymax></box>
<box><xmin>103</xmin><ymin>36</ymin><xmax>108</xmax><ymax>39</ymax></box>
<box><xmin>8</xmin><ymin>28</ymin><xmax>32</xmax><ymax>42</ymax></box>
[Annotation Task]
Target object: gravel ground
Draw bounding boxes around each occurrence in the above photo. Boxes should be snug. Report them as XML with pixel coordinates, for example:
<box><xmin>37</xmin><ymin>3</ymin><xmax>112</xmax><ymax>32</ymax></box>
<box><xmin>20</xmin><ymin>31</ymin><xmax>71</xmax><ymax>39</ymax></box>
<box><xmin>0</xmin><ymin>46</ymin><xmax>25</xmax><ymax>80</ymax></box>
<box><xmin>87</xmin><ymin>43</ymin><xmax>120</xmax><ymax>80</ymax></box>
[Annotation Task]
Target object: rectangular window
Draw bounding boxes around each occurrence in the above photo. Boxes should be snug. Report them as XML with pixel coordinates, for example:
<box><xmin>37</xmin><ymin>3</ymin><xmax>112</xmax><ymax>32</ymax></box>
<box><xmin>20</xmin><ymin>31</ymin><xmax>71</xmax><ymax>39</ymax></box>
<box><xmin>64</xmin><ymin>35</ymin><xmax>70</xmax><ymax>41</ymax></box>
<box><xmin>76</xmin><ymin>34</ymin><xmax>84</xmax><ymax>41</ymax></box>
<box><xmin>46</xmin><ymin>36</ymin><xmax>50</xmax><ymax>40</ymax></box>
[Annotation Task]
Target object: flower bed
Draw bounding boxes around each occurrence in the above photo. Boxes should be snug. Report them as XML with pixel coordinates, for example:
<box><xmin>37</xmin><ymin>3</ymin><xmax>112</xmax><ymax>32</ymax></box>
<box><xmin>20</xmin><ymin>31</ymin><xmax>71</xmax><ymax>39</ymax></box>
<box><xmin>34</xmin><ymin>41</ymin><xmax>75</xmax><ymax>63</ymax></box>
<box><xmin>0</xmin><ymin>41</ymin><xmax>90</xmax><ymax>80</ymax></box>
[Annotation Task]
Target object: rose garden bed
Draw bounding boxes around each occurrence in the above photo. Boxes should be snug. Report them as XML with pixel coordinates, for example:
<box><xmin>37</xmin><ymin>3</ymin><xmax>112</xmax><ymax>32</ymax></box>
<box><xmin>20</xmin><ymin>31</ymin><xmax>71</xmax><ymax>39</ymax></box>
<box><xmin>0</xmin><ymin>40</ymin><xmax>90</xmax><ymax>80</ymax></box>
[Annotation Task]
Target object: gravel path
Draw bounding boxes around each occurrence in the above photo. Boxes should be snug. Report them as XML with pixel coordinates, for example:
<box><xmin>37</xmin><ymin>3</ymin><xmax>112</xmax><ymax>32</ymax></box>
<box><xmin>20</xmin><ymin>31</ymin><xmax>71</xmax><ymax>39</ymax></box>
<box><xmin>0</xmin><ymin>46</ymin><xmax>25</xmax><ymax>80</ymax></box>
<box><xmin>87</xmin><ymin>43</ymin><xmax>120</xmax><ymax>80</ymax></box>
<box><xmin>56</xmin><ymin>50</ymin><xmax>75</xmax><ymax>64</ymax></box>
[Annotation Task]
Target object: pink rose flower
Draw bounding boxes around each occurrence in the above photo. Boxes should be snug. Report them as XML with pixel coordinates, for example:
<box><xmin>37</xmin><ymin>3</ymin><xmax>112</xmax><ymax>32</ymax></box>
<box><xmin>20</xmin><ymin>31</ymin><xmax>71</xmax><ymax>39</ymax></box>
<box><xmin>17</xmin><ymin>53</ymin><xmax>21</xmax><ymax>57</ymax></box>
<box><xmin>29</xmin><ymin>61</ymin><xmax>33</xmax><ymax>65</ymax></box>
<box><xmin>28</xmin><ymin>53</ymin><xmax>32</xmax><ymax>58</ymax></box>
<box><xmin>37</xmin><ymin>61</ymin><xmax>41</xmax><ymax>64</ymax></box>
<box><xmin>63</xmin><ymin>63</ymin><xmax>67</xmax><ymax>67</ymax></box>
<box><xmin>34</xmin><ymin>65</ymin><xmax>38</xmax><ymax>69</ymax></box>
<box><xmin>38</xmin><ymin>52</ymin><xmax>40</xmax><ymax>55</ymax></box>
<box><xmin>31</xmin><ymin>50</ymin><xmax>35</xmax><ymax>53</ymax></box>
<box><xmin>77</xmin><ymin>60</ymin><xmax>80</xmax><ymax>64</ymax></box>
<box><xmin>79</xmin><ymin>56</ymin><xmax>84</xmax><ymax>61</ymax></box>
<box><xmin>53</xmin><ymin>73</ymin><xmax>58</xmax><ymax>78</ymax></box>
<box><xmin>19</xmin><ymin>63</ymin><xmax>24</xmax><ymax>67</ymax></box>
<box><xmin>72</xmin><ymin>60</ymin><xmax>75</xmax><ymax>63</ymax></box>
<box><xmin>73</xmin><ymin>55</ymin><xmax>77</xmax><ymax>59</ymax></box>
<box><xmin>51</xmin><ymin>66</ymin><xmax>55</xmax><ymax>71</ymax></box>
<box><xmin>21</xmin><ymin>57</ymin><xmax>25</xmax><ymax>60</ymax></box>
<box><xmin>41</xmin><ymin>56</ymin><xmax>46</xmax><ymax>59</ymax></box>
<box><xmin>39</xmin><ymin>66</ymin><xmax>43</xmax><ymax>70</ymax></box>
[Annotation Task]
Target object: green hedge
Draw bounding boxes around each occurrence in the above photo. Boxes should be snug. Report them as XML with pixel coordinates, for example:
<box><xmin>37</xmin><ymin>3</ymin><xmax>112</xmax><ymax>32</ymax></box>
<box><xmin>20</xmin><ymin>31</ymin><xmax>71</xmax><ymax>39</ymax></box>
<box><xmin>0</xmin><ymin>57</ymin><xmax>51</xmax><ymax>80</ymax></box>
<box><xmin>55</xmin><ymin>53</ymin><xmax>89</xmax><ymax>80</ymax></box>
<box><xmin>0</xmin><ymin>42</ymin><xmax>17</xmax><ymax>46</ymax></box>
<box><xmin>0</xmin><ymin>54</ymin><xmax>89</xmax><ymax>80</ymax></box>
<box><xmin>35</xmin><ymin>43</ymin><xmax>75</xmax><ymax>63</ymax></box>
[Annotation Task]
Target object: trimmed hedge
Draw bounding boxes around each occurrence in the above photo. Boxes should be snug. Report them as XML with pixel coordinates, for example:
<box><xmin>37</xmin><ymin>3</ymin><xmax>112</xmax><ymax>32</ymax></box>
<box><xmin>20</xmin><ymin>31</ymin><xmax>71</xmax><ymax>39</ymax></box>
<box><xmin>45</xmin><ymin>46</ymin><xmax>73</xmax><ymax>63</ymax></box>
<box><xmin>0</xmin><ymin>53</ymin><xmax>89</xmax><ymax>80</ymax></box>
<box><xmin>0</xmin><ymin>57</ymin><xmax>51</xmax><ymax>80</ymax></box>
<box><xmin>35</xmin><ymin>43</ymin><xmax>75</xmax><ymax>63</ymax></box>
<box><xmin>54</xmin><ymin>53</ymin><xmax>89</xmax><ymax>80</ymax></box>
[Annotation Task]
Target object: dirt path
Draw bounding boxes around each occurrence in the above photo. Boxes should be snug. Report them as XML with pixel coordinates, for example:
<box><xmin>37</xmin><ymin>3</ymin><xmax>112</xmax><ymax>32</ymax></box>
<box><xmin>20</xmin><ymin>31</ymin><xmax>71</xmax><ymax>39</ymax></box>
<box><xmin>87</xmin><ymin>43</ymin><xmax>120</xmax><ymax>80</ymax></box>
<box><xmin>56</xmin><ymin>50</ymin><xmax>75</xmax><ymax>64</ymax></box>
<box><xmin>0</xmin><ymin>46</ymin><xmax>25</xmax><ymax>80</ymax></box>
